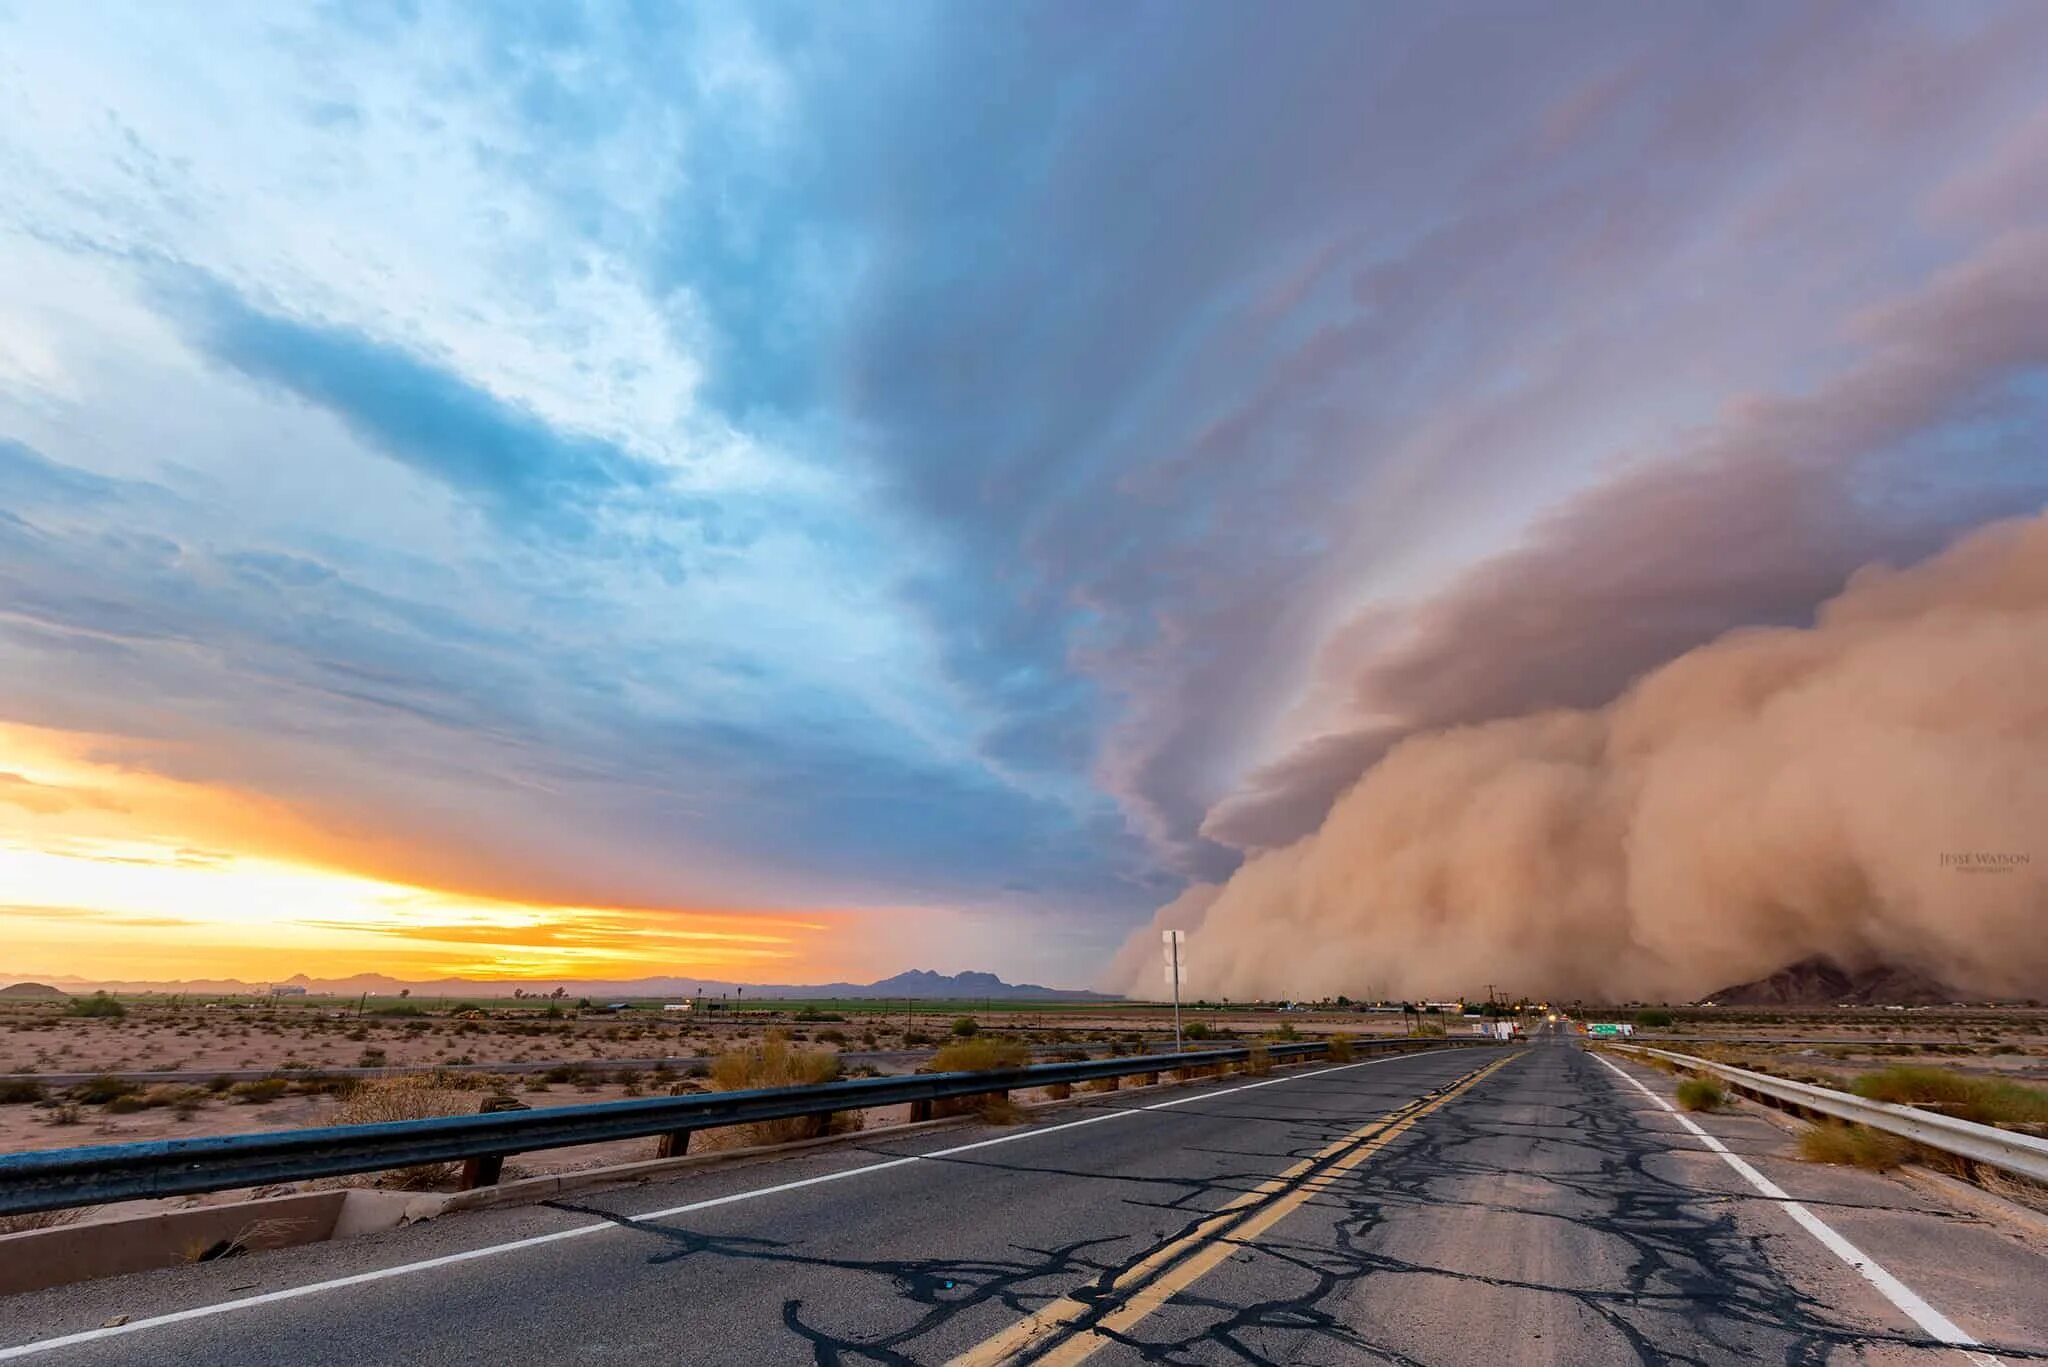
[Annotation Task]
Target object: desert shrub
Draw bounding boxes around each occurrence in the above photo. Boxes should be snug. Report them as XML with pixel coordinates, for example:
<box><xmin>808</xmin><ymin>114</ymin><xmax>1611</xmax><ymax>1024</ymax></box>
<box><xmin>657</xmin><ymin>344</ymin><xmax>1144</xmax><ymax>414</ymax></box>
<box><xmin>68</xmin><ymin>1075</ymin><xmax>140</xmax><ymax>1105</ymax></box>
<box><xmin>542</xmin><ymin>1065</ymin><xmax>578</xmax><ymax>1084</ymax></box>
<box><xmin>903</xmin><ymin>1031</ymin><xmax>934</xmax><ymax>1047</ymax></box>
<box><xmin>66</xmin><ymin>993</ymin><xmax>125</xmax><ymax>1019</ymax></box>
<box><xmin>0</xmin><ymin>1078</ymin><xmax>46</xmax><ymax>1105</ymax></box>
<box><xmin>369</xmin><ymin>1003</ymin><xmax>423</xmax><ymax>1018</ymax></box>
<box><xmin>327</xmin><ymin>1075</ymin><xmax>481</xmax><ymax>1187</ymax></box>
<box><xmin>46</xmin><ymin>1103</ymin><xmax>81</xmax><ymax>1125</ymax></box>
<box><xmin>951</xmin><ymin>1016</ymin><xmax>980</xmax><ymax>1038</ymax></box>
<box><xmin>794</xmin><ymin>1008</ymin><xmax>844</xmax><ymax>1023</ymax></box>
<box><xmin>1325</xmin><ymin>1036</ymin><xmax>1355</xmax><ymax>1063</ymax></box>
<box><xmin>1634</xmin><ymin>1009</ymin><xmax>1674</xmax><ymax>1029</ymax></box>
<box><xmin>104</xmin><ymin>1095</ymin><xmax>147</xmax><ymax>1114</ymax></box>
<box><xmin>1182</xmin><ymin>1021</ymin><xmax>1210</xmax><ymax>1041</ymax></box>
<box><xmin>1849</xmin><ymin>1067</ymin><xmax>2048</xmax><ymax>1126</ymax></box>
<box><xmin>1800</xmin><ymin>1122</ymin><xmax>1910</xmax><ymax>1170</ymax></box>
<box><xmin>228</xmin><ymin>1078</ymin><xmax>288</xmax><ymax>1105</ymax></box>
<box><xmin>930</xmin><ymin>1038</ymin><xmax>1029</xmax><ymax>1072</ymax></box>
<box><xmin>815</xmin><ymin>1029</ymin><xmax>847</xmax><ymax>1045</ymax></box>
<box><xmin>1083</xmin><ymin>1076</ymin><xmax>1120</xmax><ymax>1094</ymax></box>
<box><xmin>356</xmin><ymin>1049</ymin><xmax>388</xmax><ymax>1068</ymax></box>
<box><xmin>710</xmin><ymin>1031</ymin><xmax>846</xmax><ymax>1144</ymax></box>
<box><xmin>1245</xmin><ymin>1043</ymin><xmax>1273</xmax><ymax>1076</ymax></box>
<box><xmin>1414</xmin><ymin>1021</ymin><xmax>1448</xmax><ymax>1038</ymax></box>
<box><xmin>1675</xmin><ymin>1077</ymin><xmax>1726</xmax><ymax>1112</ymax></box>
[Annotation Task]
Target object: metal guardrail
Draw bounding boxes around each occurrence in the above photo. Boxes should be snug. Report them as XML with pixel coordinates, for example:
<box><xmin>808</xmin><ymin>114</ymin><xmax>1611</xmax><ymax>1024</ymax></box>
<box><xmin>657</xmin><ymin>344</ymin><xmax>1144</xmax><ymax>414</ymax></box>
<box><xmin>1609</xmin><ymin>1044</ymin><xmax>2048</xmax><ymax>1184</ymax></box>
<box><xmin>0</xmin><ymin>1038</ymin><xmax>1492</xmax><ymax>1216</ymax></box>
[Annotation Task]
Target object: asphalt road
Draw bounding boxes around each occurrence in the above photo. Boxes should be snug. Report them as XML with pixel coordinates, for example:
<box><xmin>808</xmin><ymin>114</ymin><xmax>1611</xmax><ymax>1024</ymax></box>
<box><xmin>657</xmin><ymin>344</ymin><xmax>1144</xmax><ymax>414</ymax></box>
<box><xmin>2</xmin><ymin>1037</ymin><xmax>2042</xmax><ymax>1364</ymax></box>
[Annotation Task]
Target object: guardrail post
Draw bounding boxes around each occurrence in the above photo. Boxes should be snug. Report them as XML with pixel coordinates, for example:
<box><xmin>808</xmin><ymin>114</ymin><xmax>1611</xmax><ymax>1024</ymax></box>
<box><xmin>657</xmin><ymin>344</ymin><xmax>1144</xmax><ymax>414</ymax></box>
<box><xmin>459</xmin><ymin>1093</ymin><xmax>529</xmax><ymax>1190</ymax></box>
<box><xmin>909</xmin><ymin>1098</ymin><xmax>934</xmax><ymax>1122</ymax></box>
<box><xmin>654</xmin><ymin>1130</ymin><xmax>691</xmax><ymax>1158</ymax></box>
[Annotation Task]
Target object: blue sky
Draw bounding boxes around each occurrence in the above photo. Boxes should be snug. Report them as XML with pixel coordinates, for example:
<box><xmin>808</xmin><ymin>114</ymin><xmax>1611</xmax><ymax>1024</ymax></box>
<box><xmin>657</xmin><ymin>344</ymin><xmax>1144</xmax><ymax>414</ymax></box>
<box><xmin>2</xmin><ymin>2</ymin><xmax>2046</xmax><ymax>985</ymax></box>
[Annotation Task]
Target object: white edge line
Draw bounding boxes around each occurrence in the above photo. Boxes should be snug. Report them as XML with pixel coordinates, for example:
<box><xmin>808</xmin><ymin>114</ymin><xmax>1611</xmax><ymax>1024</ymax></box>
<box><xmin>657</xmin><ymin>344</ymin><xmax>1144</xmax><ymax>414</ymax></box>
<box><xmin>0</xmin><ymin>1047</ymin><xmax>1472</xmax><ymax>1360</ymax></box>
<box><xmin>1590</xmin><ymin>1051</ymin><xmax>2003</xmax><ymax>1367</ymax></box>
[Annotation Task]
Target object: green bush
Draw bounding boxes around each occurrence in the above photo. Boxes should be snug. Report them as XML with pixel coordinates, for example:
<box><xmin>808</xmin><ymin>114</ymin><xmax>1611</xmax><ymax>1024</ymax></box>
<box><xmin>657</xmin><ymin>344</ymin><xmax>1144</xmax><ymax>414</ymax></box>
<box><xmin>1849</xmin><ymin>1067</ymin><xmax>2048</xmax><ymax>1126</ymax></box>
<box><xmin>950</xmin><ymin>1016</ymin><xmax>980</xmax><ymax>1038</ymax></box>
<box><xmin>1633</xmin><ymin>1009</ymin><xmax>1674</xmax><ymax>1028</ymax></box>
<box><xmin>1182</xmin><ymin>1020</ymin><xmax>1210</xmax><ymax>1041</ymax></box>
<box><xmin>65</xmin><ymin>992</ymin><xmax>126</xmax><ymax>1019</ymax></box>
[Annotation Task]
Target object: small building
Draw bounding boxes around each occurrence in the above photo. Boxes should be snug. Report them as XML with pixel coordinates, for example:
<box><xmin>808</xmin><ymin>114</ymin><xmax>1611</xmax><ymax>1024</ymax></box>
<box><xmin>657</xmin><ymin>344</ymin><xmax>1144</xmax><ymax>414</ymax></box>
<box><xmin>268</xmin><ymin>985</ymin><xmax>308</xmax><ymax>997</ymax></box>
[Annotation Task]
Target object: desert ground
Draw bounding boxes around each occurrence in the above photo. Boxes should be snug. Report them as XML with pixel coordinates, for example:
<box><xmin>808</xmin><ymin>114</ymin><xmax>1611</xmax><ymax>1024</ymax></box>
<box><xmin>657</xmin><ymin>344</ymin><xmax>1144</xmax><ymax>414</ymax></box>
<box><xmin>6</xmin><ymin>994</ymin><xmax>2043</xmax><ymax>1231</ymax></box>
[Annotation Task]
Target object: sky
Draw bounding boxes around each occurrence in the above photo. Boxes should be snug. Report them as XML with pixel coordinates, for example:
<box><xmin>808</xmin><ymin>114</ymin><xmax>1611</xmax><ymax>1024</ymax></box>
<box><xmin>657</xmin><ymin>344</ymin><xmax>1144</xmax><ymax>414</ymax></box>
<box><xmin>1</xmin><ymin>2</ymin><xmax>2045</xmax><ymax>990</ymax></box>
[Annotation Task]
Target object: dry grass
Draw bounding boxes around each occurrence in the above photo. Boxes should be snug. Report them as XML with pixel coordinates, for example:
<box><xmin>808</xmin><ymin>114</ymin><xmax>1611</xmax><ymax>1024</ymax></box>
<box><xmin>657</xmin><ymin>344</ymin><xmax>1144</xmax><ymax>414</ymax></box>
<box><xmin>1849</xmin><ymin>1066</ymin><xmax>2048</xmax><ymax>1127</ymax></box>
<box><xmin>1324</xmin><ymin>1036</ymin><xmax>1354</xmax><ymax>1063</ymax></box>
<box><xmin>1244</xmin><ymin>1043</ymin><xmax>1273</xmax><ymax>1076</ymax></box>
<box><xmin>1083</xmin><ymin>1076</ymin><xmax>1120</xmax><ymax>1094</ymax></box>
<box><xmin>1799</xmin><ymin>1122</ymin><xmax>1910</xmax><ymax>1171</ymax></box>
<box><xmin>710</xmin><ymin>1030</ymin><xmax>850</xmax><ymax>1145</ymax></box>
<box><xmin>1675</xmin><ymin>1077</ymin><xmax>1727</xmax><ymax>1112</ymax></box>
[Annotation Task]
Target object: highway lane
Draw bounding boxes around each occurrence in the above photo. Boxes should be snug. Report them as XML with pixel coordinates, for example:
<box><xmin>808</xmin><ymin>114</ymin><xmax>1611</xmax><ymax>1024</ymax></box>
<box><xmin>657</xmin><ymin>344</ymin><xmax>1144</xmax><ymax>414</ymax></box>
<box><xmin>3</xmin><ymin>1039</ymin><xmax>2042</xmax><ymax>1364</ymax></box>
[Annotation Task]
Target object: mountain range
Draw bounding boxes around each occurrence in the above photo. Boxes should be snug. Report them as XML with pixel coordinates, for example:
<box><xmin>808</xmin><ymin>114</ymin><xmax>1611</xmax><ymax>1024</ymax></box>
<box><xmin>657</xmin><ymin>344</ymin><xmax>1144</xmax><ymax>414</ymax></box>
<box><xmin>1702</xmin><ymin>956</ymin><xmax>1966</xmax><ymax>1007</ymax></box>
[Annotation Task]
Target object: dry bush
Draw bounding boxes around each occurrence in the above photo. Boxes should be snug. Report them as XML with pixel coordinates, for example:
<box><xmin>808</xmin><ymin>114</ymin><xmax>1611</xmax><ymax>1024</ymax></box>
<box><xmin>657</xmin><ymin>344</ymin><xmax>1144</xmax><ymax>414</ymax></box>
<box><xmin>1325</xmin><ymin>1036</ymin><xmax>1355</xmax><ymax>1063</ymax></box>
<box><xmin>925</xmin><ymin>1038</ymin><xmax>1029</xmax><ymax>1122</ymax></box>
<box><xmin>710</xmin><ymin>1031</ymin><xmax>850</xmax><ymax>1145</ymax></box>
<box><xmin>1675</xmin><ymin>1077</ymin><xmax>1727</xmax><ymax>1112</ymax></box>
<box><xmin>326</xmin><ymin>1074</ymin><xmax>483</xmax><ymax>1187</ymax></box>
<box><xmin>930</xmin><ymin>1038</ymin><xmax>1028</xmax><ymax>1072</ymax></box>
<box><xmin>1413</xmin><ymin>1021</ymin><xmax>1448</xmax><ymax>1038</ymax></box>
<box><xmin>1083</xmin><ymin>1076</ymin><xmax>1120</xmax><ymax>1094</ymax></box>
<box><xmin>1799</xmin><ymin>1122</ymin><xmax>1909</xmax><ymax>1171</ymax></box>
<box><xmin>1245</xmin><ymin>1043</ymin><xmax>1273</xmax><ymax>1076</ymax></box>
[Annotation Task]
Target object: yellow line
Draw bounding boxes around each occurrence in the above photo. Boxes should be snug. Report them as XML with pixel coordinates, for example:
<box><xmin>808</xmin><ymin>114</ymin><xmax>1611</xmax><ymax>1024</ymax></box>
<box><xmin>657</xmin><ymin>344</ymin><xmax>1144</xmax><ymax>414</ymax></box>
<box><xmin>947</xmin><ymin>1052</ymin><xmax>1519</xmax><ymax>1367</ymax></box>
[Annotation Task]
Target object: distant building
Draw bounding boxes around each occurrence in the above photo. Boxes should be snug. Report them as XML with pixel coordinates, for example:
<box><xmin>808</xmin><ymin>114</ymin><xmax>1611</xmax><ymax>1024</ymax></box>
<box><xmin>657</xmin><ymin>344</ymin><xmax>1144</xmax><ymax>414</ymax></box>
<box><xmin>269</xmin><ymin>985</ymin><xmax>307</xmax><ymax>997</ymax></box>
<box><xmin>662</xmin><ymin>1002</ymin><xmax>693</xmax><ymax>1013</ymax></box>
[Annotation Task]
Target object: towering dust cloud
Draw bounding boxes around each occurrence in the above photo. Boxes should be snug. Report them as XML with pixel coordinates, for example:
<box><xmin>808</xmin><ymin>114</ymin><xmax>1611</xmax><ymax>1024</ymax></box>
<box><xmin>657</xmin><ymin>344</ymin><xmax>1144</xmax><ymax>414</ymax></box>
<box><xmin>1112</xmin><ymin>514</ymin><xmax>2048</xmax><ymax>1002</ymax></box>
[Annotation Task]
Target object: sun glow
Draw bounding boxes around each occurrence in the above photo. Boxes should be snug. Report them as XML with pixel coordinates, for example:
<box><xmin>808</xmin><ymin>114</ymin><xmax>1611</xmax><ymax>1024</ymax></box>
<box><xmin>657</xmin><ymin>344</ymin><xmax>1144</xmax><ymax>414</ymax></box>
<box><xmin>0</xmin><ymin>721</ymin><xmax>851</xmax><ymax>984</ymax></box>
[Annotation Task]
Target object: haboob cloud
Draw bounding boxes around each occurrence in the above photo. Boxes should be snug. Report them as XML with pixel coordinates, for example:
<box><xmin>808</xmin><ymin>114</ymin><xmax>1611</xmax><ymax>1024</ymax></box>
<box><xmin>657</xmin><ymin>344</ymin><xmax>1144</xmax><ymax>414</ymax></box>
<box><xmin>1113</xmin><ymin>512</ymin><xmax>2048</xmax><ymax>1002</ymax></box>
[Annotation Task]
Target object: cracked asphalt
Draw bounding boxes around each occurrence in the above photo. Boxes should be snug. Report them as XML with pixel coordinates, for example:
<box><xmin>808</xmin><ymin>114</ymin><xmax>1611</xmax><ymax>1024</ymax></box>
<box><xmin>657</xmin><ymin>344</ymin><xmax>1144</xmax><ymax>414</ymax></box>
<box><xmin>2</xmin><ymin>1038</ymin><xmax>2042</xmax><ymax>1365</ymax></box>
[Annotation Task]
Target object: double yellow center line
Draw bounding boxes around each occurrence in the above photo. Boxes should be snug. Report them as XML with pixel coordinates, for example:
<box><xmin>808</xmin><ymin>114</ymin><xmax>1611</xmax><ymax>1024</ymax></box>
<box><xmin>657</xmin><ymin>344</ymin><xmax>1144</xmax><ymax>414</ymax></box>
<box><xmin>948</xmin><ymin>1051</ymin><xmax>1520</xmax><ymax>1366</ymax></box>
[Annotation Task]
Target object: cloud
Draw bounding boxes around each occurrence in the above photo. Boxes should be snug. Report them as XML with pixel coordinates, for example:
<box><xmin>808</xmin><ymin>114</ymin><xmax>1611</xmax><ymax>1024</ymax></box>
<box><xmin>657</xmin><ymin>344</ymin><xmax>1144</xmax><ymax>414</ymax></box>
<box><xmin>167</xmin><ymin>278</ymin><xmax>664</xmax><ymax>540</ymax></box>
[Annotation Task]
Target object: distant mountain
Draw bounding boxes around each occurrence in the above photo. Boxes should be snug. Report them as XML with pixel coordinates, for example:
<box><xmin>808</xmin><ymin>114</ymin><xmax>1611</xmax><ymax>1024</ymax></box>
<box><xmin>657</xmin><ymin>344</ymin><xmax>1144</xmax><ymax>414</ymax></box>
<box><xmin>0</xmin><ymin>981</ymin><xmax>68</xmax><ymax>999</ymax></box>
<box><xmin>1703</xmin><ymin>956</ymin><xmax>1963</xmax><ymax>1007</ymax></box>
<box><xmin>4</xmin><ymin>968</ymin><xmax>1118</xmax><ymax>1002</ymax></box>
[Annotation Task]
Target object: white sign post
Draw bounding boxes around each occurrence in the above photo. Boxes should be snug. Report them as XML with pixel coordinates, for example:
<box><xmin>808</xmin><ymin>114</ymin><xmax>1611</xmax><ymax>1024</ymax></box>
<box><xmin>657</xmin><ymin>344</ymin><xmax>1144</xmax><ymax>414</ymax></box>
<box><xmin>1161</xmin><ymin>929</ymin><xmax>1186</xmax><ymax>1053</ymax></box>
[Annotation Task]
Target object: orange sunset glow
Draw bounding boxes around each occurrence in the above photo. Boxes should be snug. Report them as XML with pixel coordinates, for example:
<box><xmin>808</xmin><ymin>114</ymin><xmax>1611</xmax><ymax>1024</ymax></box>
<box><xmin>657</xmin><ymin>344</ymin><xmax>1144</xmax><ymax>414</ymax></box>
<box><xmin>0</xmin><ymin>721</ymin><xmax>855</xmax><ymax>984</ymax></box>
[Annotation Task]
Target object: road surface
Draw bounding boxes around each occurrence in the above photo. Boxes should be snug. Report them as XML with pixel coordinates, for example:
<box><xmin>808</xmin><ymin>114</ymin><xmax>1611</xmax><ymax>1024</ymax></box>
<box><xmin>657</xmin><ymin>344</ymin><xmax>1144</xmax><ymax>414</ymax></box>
<box><xmin>2</xmin><ymin>1037</ymin><xmax>2042</xmax><ymax>1364</ymax></box>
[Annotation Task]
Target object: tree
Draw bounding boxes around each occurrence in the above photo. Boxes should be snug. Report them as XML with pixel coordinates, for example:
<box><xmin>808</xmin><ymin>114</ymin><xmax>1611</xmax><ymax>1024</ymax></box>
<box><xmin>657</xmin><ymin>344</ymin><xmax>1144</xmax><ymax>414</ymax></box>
<box><xmin>398</xmin><ymin>988</ymin><xmax>411</xmax><ymax>999</ymax></box>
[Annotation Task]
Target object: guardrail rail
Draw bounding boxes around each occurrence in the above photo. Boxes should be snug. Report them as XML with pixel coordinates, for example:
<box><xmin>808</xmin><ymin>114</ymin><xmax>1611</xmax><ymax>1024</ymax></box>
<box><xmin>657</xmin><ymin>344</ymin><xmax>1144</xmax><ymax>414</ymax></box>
<box><xmin>0</xmin><ymin>1036</ymin><xmax>1498</xmax><ymax>1216</ymax></box>
<box><xmin>1607</xmin><ymin>1043</ymin><xmax>2048</xmax><ymax>1184</ymax></box>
